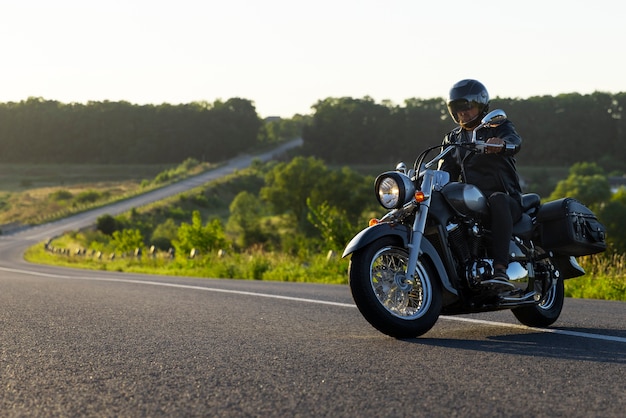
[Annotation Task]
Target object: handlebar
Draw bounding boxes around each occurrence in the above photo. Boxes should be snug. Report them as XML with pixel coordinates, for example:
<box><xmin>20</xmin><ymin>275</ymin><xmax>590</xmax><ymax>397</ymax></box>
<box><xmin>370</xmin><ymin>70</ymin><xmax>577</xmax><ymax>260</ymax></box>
<box><xmin>420</xmin><ymin>141</ymin><xmax>502</xmax><ymax>174</ymax></box>
<box><xmin>418</xmin><ymin>141</ymin><xmax>508</xmax><ymax>178</ymax></box>
<box><xmin>471</xmin><ymin>141</ymin><xmax>504</xmax><ymax>154</ymax></box>
<box><xmin>472</xmin><ymin>141</ymin><xmax>517</xmax><ymax>154</ymax></box>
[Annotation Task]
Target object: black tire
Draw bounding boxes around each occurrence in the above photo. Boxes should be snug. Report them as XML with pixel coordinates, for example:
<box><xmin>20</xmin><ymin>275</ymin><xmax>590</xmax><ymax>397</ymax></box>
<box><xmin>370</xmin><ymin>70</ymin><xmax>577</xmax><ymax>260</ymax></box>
<box><xmin>348</xmin><ymin>237</ymin><xmax>442</xmax><ymax>338</ymax></box>
<box><xmin>511</xmin><ymin>279</ymin><xmax>565</xmax><ymax>327</ymax></box>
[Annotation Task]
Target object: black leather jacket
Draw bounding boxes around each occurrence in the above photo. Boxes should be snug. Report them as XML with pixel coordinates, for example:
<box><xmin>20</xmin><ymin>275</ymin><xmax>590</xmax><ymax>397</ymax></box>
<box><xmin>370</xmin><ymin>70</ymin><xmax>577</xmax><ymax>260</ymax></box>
<box><xmin>438</xmin><ymin>119</ymin><xmax>523</xmax><ymax>204</ymax></box>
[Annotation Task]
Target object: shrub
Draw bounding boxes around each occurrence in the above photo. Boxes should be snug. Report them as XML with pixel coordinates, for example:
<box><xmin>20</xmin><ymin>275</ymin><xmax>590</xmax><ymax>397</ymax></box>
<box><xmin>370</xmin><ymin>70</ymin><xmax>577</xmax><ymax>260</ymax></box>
<box><xmin>75</xmin><ymin>190</ymin><xmax>104</xmax><ymax>204</ymax></box>
<box><xmin>112</xmin><ymin>229</ymin><xmax>145</xmax><ymax>253</ymax></box>
<box><xmin>50</xmin><ymin>189</ymin><xmax>73</xmax><ymax>201</ymax></box>
<box><xmin>96</xmin><ymin>214</ymin><xmax>119</xmax><ymax>236</ymax></box>
<box><xmin>173</xmin><ymin>211</ymin><xmax>226</xmax><ymax>255</ymax></box>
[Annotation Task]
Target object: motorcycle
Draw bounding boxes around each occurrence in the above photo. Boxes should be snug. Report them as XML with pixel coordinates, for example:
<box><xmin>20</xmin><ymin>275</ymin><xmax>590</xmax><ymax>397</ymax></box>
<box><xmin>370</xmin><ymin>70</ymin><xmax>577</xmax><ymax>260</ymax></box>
<box><xmin>342</xmin><ymin>109</ymin><xmax>607</xmax><ymax>338</ymax></box>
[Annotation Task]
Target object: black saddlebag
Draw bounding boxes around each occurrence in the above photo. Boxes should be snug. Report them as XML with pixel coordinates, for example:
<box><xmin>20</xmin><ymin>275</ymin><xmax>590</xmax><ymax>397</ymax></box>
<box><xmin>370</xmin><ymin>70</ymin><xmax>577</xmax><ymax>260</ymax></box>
<box><xmin>536</xmin><ymin>198</ymin><xmax>607</xmax><ymax>256</ymax></box>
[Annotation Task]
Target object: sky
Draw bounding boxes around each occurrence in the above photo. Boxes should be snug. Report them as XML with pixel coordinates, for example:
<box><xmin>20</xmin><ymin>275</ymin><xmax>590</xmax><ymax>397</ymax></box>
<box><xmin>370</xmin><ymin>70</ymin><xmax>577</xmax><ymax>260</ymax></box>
<box><xmin>1</xmin><ymin>0</ymin><xmax>624</xmax><ymax>118</ymax></box>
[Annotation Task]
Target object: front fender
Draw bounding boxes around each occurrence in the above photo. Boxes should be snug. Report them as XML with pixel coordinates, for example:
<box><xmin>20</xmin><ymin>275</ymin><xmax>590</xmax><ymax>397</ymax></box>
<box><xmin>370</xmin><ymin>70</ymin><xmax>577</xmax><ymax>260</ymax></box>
<box><xmin>342</xmin><ymin>223</ymin><xmax>410</xmax><ymax>258</ymax></box>
<box><xmin>342</xmin><ymin>223</ymin><xmax>457</xmax><ymax>296</ymax></box>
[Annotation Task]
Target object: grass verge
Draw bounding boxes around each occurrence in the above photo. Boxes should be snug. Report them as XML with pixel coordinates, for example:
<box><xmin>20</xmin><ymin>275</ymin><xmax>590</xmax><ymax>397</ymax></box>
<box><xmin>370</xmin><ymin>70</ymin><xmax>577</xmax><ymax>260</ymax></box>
<box><xmin>24</xmin><ymin>242</ymin><xmax>625</xmax><ymax>301</ymax></box>
<box><xmin>566</xmin><ymin>255</ymin><xmax>626</xmax><ymax>301</ymax></box>
<box><xmin>24</xmin><ymin>244</ymin><xmax>350</xmax><ymax>285</ymax></box>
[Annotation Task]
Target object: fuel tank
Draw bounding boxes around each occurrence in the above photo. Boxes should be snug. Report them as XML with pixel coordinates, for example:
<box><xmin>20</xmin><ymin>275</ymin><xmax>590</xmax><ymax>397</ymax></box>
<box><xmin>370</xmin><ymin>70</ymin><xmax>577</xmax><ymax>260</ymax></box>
<box><xmin>441</xmin><ymin>182</ymin><xmax>488</xmax><ymax>217</ymax></box>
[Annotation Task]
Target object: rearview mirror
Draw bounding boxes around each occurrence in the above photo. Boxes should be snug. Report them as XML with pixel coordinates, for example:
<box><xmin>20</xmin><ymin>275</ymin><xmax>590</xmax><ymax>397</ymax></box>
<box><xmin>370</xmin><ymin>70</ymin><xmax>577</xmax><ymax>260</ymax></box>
<box><xmin>481</xmin><ymin>109</ymin><xmax>507</xmax><ymax>127</ymax></box>
<box><xmin>472</xmin><ymin>109</ymin><xmax>507</xmax><ymax>142</ymax></box>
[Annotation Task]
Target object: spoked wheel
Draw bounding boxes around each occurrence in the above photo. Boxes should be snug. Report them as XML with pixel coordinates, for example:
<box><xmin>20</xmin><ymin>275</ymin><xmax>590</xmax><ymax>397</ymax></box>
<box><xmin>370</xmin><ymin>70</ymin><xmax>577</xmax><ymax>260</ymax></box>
<box><xmin>512</xmin><ymin>278</ymin><xmax>565</xmax><ymax>327</ymax></box>
<box><xmin>349</xmin><ymin>237</ymin><xmax>442</xmax><ymax>338</ymax></box>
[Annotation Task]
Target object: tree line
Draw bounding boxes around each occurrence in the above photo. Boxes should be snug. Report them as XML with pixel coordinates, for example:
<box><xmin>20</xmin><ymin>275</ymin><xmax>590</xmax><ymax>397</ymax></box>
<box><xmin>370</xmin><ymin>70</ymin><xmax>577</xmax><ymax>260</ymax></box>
<box><xmin>1</xmin><ymin>92</ymin><xmax>624</xmax><ymax>172</ymax></box>
<box><xmin>0</xmin><ymin>97</ymin><xmax>265</xmax><ymax>164</ymax></box>
<box><xmin>301</xmin><ymin>92</ymin><xmax>626</xmax><ymax>173</ymax></box>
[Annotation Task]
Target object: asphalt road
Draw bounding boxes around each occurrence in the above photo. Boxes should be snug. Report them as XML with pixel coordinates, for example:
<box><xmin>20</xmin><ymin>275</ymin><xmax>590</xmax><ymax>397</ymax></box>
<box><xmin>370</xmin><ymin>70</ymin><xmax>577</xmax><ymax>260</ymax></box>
<box><xmin>1</xmin><ymin>140</ymin><xmax>625</xmax><ymax>417</ymax></box>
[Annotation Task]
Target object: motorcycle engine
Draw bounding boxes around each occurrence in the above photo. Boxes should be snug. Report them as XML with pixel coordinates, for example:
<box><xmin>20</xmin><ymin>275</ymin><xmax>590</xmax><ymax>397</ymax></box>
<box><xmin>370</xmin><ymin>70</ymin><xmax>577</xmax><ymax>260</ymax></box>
<box><xmin>447</xmin><ymin>220</ymin><xmax>484</xmax><ymax>258</ymax></box>
<box><xmin>447</xmin><ymin>219</ymin><xmax>532</xmax><ymax>289</ymax></box>
<box><xmin>447</xmin><ymin>220</ymin><xmax>487</xmax><ymax>286</ymax></box>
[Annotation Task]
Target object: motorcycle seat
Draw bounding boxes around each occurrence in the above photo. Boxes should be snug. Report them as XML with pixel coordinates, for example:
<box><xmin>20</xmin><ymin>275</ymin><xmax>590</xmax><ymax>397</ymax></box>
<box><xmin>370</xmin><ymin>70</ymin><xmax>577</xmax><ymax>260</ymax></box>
<box><xmin>521</xmin><ymin>193</ymin><xmax>541</xmax><ymax>212</ymax></box>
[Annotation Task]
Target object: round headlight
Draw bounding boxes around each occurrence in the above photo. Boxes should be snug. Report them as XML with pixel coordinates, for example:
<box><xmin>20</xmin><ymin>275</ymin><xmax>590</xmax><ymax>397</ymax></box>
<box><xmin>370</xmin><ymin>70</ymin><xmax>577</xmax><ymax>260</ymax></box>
<box><xmin>374</xmin><ymin>172</ymin><xmax>415</xmax><ymax>209</ymax></box>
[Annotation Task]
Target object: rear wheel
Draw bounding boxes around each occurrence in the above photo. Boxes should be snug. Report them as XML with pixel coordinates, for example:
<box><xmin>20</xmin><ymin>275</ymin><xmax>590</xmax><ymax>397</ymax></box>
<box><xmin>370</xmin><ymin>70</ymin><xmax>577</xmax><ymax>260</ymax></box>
<box><xmin>349</xmin><ymin>237</ymin><xmax>442</xmax><ymax>338</ymax></box>
<box><xmin>512</xmin><ymin>278</ymin><xmax>564</xmax><ymax>327</ymax></box>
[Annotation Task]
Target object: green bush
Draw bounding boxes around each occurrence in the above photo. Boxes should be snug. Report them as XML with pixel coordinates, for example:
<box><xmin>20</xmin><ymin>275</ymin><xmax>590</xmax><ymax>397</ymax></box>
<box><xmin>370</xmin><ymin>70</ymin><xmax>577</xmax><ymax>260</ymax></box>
<box><xmin>96</xmin><ymin>214</ymin><xmax>119</xmax><ymax>235</ymax></box>
<box><xmin>76</xmin><ymin>190</ymin><xmax>105</xmax><ymax>204</ymax></box>
<box><xmin>112</xmin><ymin>229</ymin><xmax>145</xmax><ymax>253</ymax></box>
<box><xmin>50</xmin><ymin>189</ymin><xmax>73</xmax><ymax>201</ymax></box>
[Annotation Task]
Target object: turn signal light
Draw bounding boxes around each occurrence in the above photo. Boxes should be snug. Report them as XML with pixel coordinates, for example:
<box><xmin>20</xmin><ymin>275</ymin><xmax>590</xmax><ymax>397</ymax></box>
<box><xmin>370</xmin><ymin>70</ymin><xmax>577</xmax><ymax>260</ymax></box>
<box><xmin>369</xmin><ymin>218</ymin><xmax>380</xmax><ymax>227</ymax></box>
<box><xmin>414</xmin><ymin>191</ymin><xmax>427</xmax><ymax>202</ymax></box>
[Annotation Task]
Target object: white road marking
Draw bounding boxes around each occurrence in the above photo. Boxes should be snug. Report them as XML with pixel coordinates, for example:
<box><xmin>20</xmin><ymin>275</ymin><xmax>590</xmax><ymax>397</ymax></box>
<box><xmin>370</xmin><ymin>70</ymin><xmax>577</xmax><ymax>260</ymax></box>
<box><xmin>2</xmin><ymin>265</ymin><xmax>624</xmax><ymax>344</ymax></box>
<box><xmin>441</xmin><ymin>316</ymin><xmax>626</xmax><ymax>343</ymax></box>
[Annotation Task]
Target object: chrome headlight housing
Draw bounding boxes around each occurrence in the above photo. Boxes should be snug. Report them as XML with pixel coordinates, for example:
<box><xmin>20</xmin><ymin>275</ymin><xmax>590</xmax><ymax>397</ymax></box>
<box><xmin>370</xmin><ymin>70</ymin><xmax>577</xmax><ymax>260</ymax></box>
<box><xmin>374</xmin><ymin>171</ymin><xmax>416</xmax><ymax>209</ymax></box>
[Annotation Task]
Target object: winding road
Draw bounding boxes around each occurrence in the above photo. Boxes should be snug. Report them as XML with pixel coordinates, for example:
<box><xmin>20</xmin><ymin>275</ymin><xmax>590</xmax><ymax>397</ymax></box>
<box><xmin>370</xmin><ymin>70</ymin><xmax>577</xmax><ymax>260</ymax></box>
<box><xmin>1</xmin><ymin>139</ymin><xmax>624</xmax><ymax>417</ymax></box>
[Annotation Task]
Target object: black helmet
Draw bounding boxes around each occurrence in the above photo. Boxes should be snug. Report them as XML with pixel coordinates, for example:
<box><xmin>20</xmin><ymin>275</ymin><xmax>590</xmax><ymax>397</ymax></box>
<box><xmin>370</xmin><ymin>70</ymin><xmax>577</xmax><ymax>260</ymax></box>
<box><xmin>447</xmin><ymin>79</ymin><xmax>490</xmax><ymax>128</ymax></box>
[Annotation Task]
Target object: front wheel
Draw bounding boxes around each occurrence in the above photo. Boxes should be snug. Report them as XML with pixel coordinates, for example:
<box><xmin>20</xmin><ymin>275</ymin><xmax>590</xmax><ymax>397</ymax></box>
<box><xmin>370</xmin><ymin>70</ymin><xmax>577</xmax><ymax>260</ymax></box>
<box><xmin>348</xmin><ymin>237</ymin><xmax>442</xmax><ymax>338</ymax></box>
<box><xmin>511</xmin><ymin>278</ymin><xmax>565</xmax><ymax>327</ymax></box>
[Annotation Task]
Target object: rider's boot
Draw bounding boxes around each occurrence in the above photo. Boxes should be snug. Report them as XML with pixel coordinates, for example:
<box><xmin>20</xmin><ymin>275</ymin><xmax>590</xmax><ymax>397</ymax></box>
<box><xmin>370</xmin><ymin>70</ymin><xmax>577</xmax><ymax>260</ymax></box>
<box><xmin>482</xmin><ymin>267</ymin><xmax>515</xmax><ymax>292</ymax></box>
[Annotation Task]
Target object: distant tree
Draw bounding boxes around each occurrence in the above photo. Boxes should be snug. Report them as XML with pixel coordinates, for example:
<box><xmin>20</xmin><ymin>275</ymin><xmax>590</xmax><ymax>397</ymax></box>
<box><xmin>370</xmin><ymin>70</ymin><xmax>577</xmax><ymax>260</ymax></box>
<box><xmin>303</xmin><ymin>97</ymin><xmax>398</xmax><ymax>164</ymax></box>
<box><xmin>260</xmin><ymin>156</ymin><xmax>328</xmax><ymax>232</ymax></box>
<box><xmin>569</xmin><ymin>161</ymin><xmax>606</xmax><ymax>177</ymax></box>
<box><xmin>309</xmin><ymin>166</ymin><xmax>375</xmax><ymax>225</ymax></box>
<box><xmin>226</xmin><ymin>191</ymin><xmax>270</xmax><ymax>248</ymax></box>
<box><xmin>96</xmin><ymin>214</ymin><xmax>119</xmax><ymax>236</ymax></box>
<box><xmin>549</xmin><ymin>162</ymin><xmax>611</xmax><ymax>209</ymax></box>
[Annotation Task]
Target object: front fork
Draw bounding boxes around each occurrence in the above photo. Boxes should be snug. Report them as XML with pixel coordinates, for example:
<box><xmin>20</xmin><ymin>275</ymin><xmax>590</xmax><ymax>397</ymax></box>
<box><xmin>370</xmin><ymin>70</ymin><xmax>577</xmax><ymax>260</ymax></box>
<box><xmin>405</xmin><ymin>201</ymin><xmax>430</xmax><ymax>283</ymax></box>
<box><xmin>405</xmin><ymin>170</ymin><xmax>446</xmax><ymax>282</ymax></box>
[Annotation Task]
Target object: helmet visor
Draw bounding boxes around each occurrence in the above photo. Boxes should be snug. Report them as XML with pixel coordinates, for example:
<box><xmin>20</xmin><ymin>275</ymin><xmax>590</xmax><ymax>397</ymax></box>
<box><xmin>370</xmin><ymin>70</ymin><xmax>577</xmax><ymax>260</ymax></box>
<box><xmin>448</xmin><ymin>99</ymin><xmax>475</xmax><ymax>115</ymax></box>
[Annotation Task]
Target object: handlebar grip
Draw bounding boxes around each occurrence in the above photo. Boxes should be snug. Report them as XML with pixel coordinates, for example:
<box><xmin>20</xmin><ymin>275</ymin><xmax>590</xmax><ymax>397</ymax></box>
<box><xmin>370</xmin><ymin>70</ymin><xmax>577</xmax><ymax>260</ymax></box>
<box><xmin>472</xmin><ymin>141</ymin><xmax>504</xmax><ymax>154</ymax></box>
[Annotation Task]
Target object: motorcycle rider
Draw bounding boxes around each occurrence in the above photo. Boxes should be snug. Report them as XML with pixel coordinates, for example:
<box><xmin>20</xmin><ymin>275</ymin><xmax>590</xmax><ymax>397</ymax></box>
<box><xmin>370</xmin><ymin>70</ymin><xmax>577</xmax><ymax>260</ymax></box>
<box><xmin>439</xmin><ymin>79</ymin><xmax>523</xmax><ymax>291</ymax></box>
